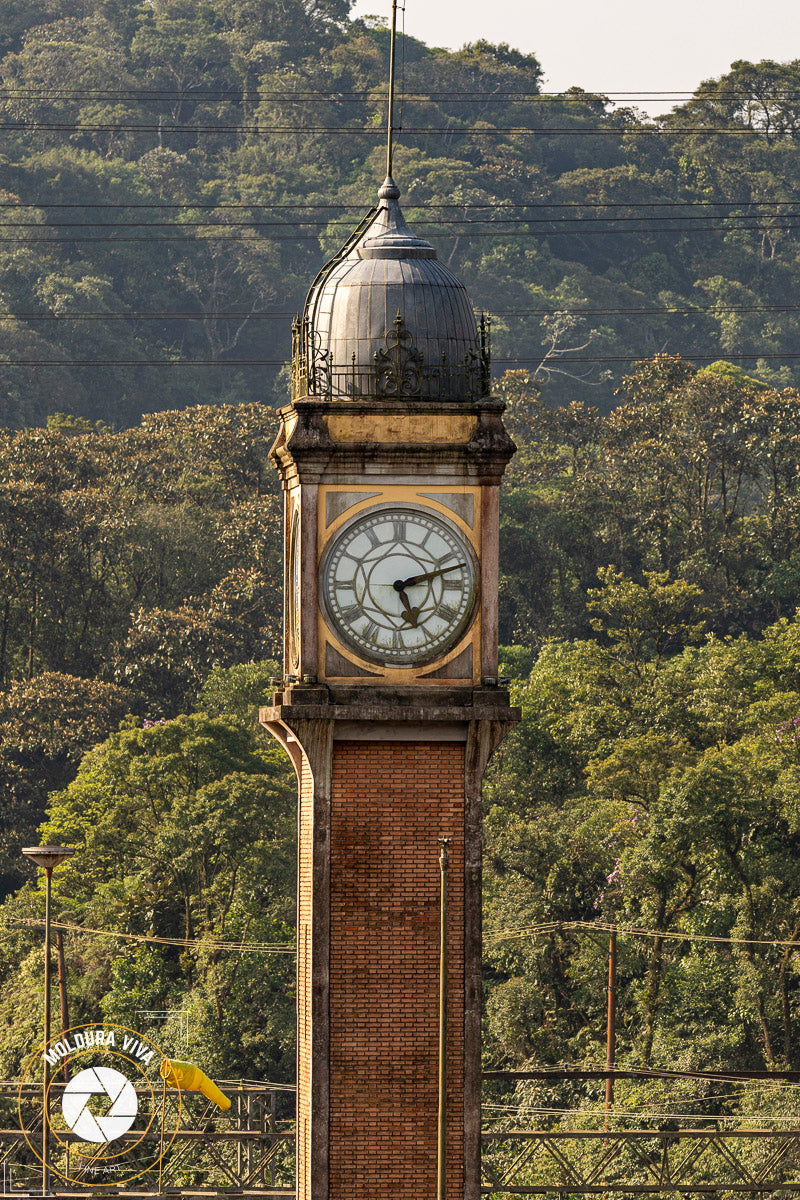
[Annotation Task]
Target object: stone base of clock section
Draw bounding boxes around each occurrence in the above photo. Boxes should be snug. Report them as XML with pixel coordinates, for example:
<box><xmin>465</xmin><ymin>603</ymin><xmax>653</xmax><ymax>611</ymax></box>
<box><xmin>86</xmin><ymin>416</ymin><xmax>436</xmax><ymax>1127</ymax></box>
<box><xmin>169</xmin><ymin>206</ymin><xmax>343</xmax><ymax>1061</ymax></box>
<box><xmin>264</xmin><ymin>681</ymin><xmax>512</xmax><ymax>721</ymax></box>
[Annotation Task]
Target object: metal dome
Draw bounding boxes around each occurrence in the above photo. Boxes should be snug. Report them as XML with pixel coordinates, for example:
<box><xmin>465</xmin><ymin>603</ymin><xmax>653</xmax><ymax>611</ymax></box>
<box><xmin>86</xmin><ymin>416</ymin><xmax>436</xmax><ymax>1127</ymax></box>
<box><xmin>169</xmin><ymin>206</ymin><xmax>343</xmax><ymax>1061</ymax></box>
<box><xmin>291</xmin><ymin>176</ymin><xmax>490</xmax><ymax>402</ymax></box>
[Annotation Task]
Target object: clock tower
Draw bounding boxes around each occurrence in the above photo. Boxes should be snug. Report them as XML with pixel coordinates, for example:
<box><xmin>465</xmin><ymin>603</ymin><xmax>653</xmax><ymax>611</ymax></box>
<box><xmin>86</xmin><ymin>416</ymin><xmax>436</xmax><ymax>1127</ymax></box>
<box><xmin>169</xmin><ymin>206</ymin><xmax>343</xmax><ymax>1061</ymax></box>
<box><xmin>261</xmin><ymin>166</ymin><xmax>518</xmax><ymax>1200</ymax></box>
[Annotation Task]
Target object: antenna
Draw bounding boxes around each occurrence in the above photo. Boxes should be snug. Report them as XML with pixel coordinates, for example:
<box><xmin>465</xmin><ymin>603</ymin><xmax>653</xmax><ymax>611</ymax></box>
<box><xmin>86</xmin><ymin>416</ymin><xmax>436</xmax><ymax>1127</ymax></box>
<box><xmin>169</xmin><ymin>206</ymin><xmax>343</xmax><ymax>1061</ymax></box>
<box><xmin>386</xmin><ymin>0</ymin><xmax>398</xmax><ymax>178</ymax></box>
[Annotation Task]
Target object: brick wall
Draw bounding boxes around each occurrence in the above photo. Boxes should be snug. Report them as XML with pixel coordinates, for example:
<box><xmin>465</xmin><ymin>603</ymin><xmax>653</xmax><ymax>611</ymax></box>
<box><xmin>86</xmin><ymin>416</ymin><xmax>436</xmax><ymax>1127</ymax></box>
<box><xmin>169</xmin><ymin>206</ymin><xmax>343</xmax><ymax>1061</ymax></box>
<box><xmin>327</xmin><ymin>740</ymin><xmax>466</xmax><ymax>1200</ymax></box>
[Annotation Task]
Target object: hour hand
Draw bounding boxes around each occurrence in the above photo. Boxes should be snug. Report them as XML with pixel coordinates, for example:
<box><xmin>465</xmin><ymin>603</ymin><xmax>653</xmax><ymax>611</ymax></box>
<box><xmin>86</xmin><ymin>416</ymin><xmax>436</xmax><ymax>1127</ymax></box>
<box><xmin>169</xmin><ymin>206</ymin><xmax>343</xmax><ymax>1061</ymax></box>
<box><xmin>392</xmin><ymin>582</ymin><xmax>420</xmax><ymax>627</ymax></box>
<box><xmin>401</xmin><ymin>562</ymin><xmax>465</xmax><ymax>588</ymax></box>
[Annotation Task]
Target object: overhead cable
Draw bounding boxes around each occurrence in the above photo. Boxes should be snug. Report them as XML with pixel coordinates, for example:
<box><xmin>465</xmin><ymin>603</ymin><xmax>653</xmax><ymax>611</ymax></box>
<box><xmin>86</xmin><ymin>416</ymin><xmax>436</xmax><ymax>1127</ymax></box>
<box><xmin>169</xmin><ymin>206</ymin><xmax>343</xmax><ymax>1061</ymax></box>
<box><xmin>0</xmin><ymin>304</ymin><xmax>798</xmax><ymax>320</ymax></box>
<box><xmin>0</xmin><ymin>200</ymin><xmax>796</xmax><ymax>210</ymax></box>
<box><xmin>8</xmin><ymin>916</ymin><xmax>296</xmax><ymax>954</ymax></box>
<box><xmin>485</xmin><ymin>918</ymin><xmax>800</xmax><ymax>950</ymax></box>
<box><xmin>0</xmin><ymin>353</ymin><xmax>795</xmax><ymax>367</ymax></box>
<box><xmin>0</xmin><ymin>120</ymin><xmax>795</xmax><ymax>136</ymax></box>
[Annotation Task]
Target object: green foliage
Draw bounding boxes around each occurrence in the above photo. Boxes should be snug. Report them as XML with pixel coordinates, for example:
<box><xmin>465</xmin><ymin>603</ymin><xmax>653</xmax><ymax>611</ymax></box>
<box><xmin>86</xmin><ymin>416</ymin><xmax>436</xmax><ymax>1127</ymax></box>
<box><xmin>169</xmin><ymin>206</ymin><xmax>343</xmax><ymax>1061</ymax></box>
<box><xmin>499</xmin><ymin>356</ymin><xmax>800</xmax><ymax>645</ymax></box>
<box><xmin>0</xmin><ymin>672</ymin><xmax>132</xmax><ymax>891</ymax></box>
<box><xmin>0</xmin><ymin>402</ymin><xmax>281</xmax><ymax>703</ymax></box>
<box><xmin>587</xmin><ymin>567</ymin><xmax>706</xmax><ymax>671</ymax></box>
<box><xmin>199</xmin><ymin>659</ymin><xmax>279</xmax><ymax>723</ymax></box>
<box><xmin>484</xmin><ymin>611</ymin><xmax>800</xmax><ymax>1085</ymax></box>
<box><xmin>0</xmin><ymin>705</ymin><xmax>296</xmax><ymax>1080</ymax></box>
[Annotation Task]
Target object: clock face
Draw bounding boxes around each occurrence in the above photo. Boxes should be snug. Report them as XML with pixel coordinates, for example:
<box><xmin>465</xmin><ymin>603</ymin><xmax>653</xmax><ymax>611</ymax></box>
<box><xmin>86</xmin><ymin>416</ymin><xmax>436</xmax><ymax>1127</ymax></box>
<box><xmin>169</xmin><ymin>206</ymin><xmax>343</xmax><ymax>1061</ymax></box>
<box><xmin>320</xmin><ymin>505</ymin><xmax>478</xmax><ymax>667</ymax></box>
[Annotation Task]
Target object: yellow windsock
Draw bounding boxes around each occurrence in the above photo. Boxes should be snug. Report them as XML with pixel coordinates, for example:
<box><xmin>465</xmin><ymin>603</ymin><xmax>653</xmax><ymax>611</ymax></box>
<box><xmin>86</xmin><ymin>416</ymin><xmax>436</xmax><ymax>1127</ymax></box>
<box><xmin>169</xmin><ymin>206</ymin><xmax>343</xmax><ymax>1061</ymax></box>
<box><xmin>159</xmin><ymin>1058</ymin><xmax>231</xmax><ymax>1112</ymax></box>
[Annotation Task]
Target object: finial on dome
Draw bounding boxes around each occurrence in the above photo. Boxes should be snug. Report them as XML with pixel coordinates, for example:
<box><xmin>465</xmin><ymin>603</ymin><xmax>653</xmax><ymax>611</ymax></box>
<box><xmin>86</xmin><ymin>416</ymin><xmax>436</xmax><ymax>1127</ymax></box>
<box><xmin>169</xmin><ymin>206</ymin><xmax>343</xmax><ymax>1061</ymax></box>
<box><xmin>379</xmin><ymin>175</ymin><xmax>400</xmax><ymax>201</ymax></box>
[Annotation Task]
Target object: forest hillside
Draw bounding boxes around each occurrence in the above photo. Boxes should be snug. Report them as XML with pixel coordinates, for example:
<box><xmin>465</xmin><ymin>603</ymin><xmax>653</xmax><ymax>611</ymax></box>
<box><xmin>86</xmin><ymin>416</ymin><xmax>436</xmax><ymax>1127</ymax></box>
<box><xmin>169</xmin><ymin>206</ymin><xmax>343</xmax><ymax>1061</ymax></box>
<box><xmin>1</xmin><ymin>1</ymin><xmax>800</xmax><ymax>422</ymax></box>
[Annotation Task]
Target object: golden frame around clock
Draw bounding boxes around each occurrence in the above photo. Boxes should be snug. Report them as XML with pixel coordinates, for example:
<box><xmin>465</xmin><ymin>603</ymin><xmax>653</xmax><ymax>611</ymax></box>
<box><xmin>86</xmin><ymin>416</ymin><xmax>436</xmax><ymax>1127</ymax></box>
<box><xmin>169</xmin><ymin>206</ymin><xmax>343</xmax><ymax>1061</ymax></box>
<box><xmin>319</xmin><ymin>503</ymin><xmax>479</xmax><ymax>668</ymax></box>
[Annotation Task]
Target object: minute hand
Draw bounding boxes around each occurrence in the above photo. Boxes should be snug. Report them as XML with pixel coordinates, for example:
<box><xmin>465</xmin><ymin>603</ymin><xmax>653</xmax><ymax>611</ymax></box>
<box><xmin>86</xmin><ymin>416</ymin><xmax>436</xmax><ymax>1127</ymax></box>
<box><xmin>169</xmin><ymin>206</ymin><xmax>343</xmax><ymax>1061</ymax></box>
<box><xmin>402</xmin><ymin>562</ymin><xmax>465</xmax><ymax>587</ymax></box>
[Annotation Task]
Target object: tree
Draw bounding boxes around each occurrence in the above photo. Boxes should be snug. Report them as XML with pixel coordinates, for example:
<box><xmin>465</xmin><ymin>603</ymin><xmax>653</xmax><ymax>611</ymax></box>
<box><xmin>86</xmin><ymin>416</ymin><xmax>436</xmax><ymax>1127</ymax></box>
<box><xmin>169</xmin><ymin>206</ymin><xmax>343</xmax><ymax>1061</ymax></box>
<box><xmin>587</xmin><ymin>567</ymin><xmax>706</xmax><ymax>675</ymax></box>
<box><xmin>0</xmin><ymin>672</ymin><xmax>131</xmax><ymax>893</ymax></box>
<box><xmin>24</xmin><ymin>710</ymin><xmax>297</xmax><ymax>1079</ymax></box>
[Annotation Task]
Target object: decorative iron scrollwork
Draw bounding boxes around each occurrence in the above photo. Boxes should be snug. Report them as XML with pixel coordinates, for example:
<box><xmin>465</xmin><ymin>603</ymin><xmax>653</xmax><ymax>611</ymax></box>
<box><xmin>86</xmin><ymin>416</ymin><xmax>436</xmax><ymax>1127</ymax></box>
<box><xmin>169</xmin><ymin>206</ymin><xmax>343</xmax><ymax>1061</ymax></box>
<box><xmin>374</xmin><ymin>314</ymin><xmax>423</xmax><ymax>397</ymax></box>
<box><xmin>292</xmin><ymin>316</ymin><xmax>333</xmax><ymax>400</ymax></box>
<box><xmin>291</xmin><ymin>310</ymin><xmax>492</xmax><ymax>400</ymax></box>
<box><xmin>307</xmin><ymin>333</ymin><xmax>331</xmax><ymax>398</ymax></box>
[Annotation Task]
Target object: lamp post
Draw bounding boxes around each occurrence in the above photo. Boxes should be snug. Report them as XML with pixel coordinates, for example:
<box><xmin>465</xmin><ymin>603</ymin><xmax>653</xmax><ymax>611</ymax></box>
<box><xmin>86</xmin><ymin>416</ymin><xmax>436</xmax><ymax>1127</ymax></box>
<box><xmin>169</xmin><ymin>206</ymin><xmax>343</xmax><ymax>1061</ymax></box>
<box><xmin>22</xmin><ymin>845</ymin><xmax>76</xmax><ymax>1196</ymax></box>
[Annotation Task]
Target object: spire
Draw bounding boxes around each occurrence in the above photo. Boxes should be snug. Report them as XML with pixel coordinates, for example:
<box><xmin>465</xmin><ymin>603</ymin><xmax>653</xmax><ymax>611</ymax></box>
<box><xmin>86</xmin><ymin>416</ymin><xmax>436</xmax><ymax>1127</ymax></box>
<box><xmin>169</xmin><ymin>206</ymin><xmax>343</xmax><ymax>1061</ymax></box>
<box><xmin>358</xmin><ymin>175</ymin><xmax>435</xmax><ymax>256</ymax></box>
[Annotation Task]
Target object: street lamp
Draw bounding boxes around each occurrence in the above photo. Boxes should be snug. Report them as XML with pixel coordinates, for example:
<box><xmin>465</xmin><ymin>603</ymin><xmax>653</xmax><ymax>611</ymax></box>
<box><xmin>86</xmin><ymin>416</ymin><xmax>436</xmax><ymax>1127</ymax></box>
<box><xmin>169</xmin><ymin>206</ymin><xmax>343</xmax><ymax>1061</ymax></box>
<box><xmin>22</xmin><ymin>845</ymin><xmax>76</xmax><ymax>1196</ymax></box>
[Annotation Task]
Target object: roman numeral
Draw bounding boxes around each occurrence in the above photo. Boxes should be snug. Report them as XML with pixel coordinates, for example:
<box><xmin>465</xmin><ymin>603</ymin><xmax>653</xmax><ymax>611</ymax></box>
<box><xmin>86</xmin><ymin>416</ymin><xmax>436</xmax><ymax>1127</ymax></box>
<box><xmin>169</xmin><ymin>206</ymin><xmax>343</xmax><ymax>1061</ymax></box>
<box><xmin>392</xmin><ymin>518</ymin><xmax>407</xmax><ymax>542</ymax></box>
<box><xmin>340</xmin><ymin>604</ymin><xmax>361</xmax><ymax>623</ymax></box>
<box><xmin>362</xmin><ymin>620</ymin><xmax>380</xmax><ymax>643</ymax></box>
<box><xmin>436</xmin><ymin>602</ymin><xmax>458</xmax><ymax>623</ymax></box>
<box><xmin>443</xmin><ymin>577</ymin><xmax>461</xmax><ymax>591</ymax></box>
<box><xmin>391</xmin><ymin>631</ymin><xmax>405</xmax><ymax>651</ymax></box>
<box><xmin>364</xmin><ymin>527</ymin><xmax>379</xmax><ymax>548</ymax></box>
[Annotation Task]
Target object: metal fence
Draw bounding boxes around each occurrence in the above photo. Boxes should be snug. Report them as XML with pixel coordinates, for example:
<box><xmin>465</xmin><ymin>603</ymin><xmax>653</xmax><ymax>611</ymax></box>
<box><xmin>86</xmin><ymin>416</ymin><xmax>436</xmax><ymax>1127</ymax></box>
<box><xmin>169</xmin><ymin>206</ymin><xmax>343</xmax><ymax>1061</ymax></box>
<box><xmin>482</xmin><ymin>1128</ymin><xmax>800</xmax><ymax>1195</ymax></box>
<box><xmin>1</xmin><ymin>1081</ymin><xmax>294</xmax><ymax>1196</ymax></box>
<box><xmin>5</xmin><ymin>1076</ymin><xmax>799</xmax><ymax>1197</ymax></box>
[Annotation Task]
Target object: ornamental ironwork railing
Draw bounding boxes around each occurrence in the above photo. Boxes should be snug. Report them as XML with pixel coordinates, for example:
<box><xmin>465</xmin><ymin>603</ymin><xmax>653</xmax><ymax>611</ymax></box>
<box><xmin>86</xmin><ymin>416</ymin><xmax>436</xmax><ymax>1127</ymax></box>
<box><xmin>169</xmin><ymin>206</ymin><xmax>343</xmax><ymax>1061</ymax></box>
<box><xmin>291</xmin><ymin>312</ymin><xmax>492</xmax><ymax>402</ymax></box>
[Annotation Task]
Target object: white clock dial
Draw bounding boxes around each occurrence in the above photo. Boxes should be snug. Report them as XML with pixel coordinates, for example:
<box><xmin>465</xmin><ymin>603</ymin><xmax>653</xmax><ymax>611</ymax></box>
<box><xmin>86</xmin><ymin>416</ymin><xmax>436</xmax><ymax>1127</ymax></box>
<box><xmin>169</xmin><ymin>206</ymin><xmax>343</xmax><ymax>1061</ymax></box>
<box><xmin>320</xmin><ymin>505</ymin><xmax>478</xmax><ymax>667</ymax></box>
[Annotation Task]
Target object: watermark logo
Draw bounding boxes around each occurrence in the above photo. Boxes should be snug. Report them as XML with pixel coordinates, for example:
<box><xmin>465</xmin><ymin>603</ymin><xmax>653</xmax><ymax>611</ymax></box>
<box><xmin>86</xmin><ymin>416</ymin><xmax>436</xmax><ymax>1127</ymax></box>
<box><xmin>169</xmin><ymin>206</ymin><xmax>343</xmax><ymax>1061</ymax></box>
<box><xmin>18</xmin><ymin>1023</ymin><xmax>181</xmax><ymax>1188</ymax></box>
<box><xmin>62</xmin><ymin>1067</ymin><xmax>138</xmax><ymax>1143</ymax></box>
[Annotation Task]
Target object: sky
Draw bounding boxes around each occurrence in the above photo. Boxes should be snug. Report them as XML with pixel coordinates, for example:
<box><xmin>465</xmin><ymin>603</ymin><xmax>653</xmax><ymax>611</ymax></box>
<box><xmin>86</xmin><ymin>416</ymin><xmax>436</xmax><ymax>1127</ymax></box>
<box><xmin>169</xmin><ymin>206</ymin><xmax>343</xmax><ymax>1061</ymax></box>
<box><xmin>351</xmin><ymin>0</ymin><xmax>800</xmax><ymax>114</ymax></box>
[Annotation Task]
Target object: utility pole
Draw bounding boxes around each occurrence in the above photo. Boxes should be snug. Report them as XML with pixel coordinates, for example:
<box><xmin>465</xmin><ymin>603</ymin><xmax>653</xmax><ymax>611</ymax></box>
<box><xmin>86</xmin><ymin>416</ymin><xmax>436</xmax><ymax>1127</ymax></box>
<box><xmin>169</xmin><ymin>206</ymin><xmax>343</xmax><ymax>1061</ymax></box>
<box><xmin>55</xmin><ymin>930</ymin><xmax>70</xmax><ymax>1083</ymax></box>
<box><xmin>605</xmin><ymin>930</ymin><xmax>617</xmax><ymax>1131</ymax></box>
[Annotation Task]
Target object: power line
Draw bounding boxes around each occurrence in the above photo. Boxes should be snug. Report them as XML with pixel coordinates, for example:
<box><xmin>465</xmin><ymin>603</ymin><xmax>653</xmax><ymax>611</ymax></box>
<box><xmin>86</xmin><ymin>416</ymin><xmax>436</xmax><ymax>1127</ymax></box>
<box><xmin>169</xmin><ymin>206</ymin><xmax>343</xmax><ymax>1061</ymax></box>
<box><xmin>484</xmin><ymin>1067</ymin><xmax>800</xmax><ymax>1082</ymax></box>
<box><xmin>0</xmin><ymin>201</ymin><xmax>795</xmax><ymax>213</ymax></box>
<box><xmin>0</xmin><ymin>311</ymin><xmax>298</xmax><ymax>320</ymax></box>
<box><xmin>0</xmin><ymin>121</ymin><xmax>796</xmax><ymax>136</ymax></box>
<box><xmin>485</xmin><ymin>918</ymin><xmax>800</xmax><ymax>950</ymax></box>
<box><xmin>8</xmin><ymin>916</ymin><xmax>296</xmax><ymax>954</ymax></box>
<box><xmin>0</xmin><ymin>225</ymin><xmax>794</xmax><ymax>241</ymax></box>
<box><xmin>0</xmin><ymin>211</ymin><xmax>795</xmax><ymax>227</ymax></box>
<box><xmin>483</xmin><ymin>1104</ymin><xmax>800</xmax><ymax>1121</ymax></box>
<box><xmin>0</xmin><ymin>353</ymin><xmax>795</xmax><ymax>367</ymax></box>
<box><xmin>494</xmin><ymin>306</ymin><xmax>800</xmax><ymax>317</ymax></box>
<box><xmin>0</xmin><ymin>304</ymin><xmax>797</xmax><ymax>320</ymax></box>
<box><xmin>0</xmin><ymin>90</ymin><xmax>585</xmax><ymax>101</ymax></box>
<box><xmin>1</xmin><ymin>88</ymin><xmax>799</xmax><ymax>101</ymax></box>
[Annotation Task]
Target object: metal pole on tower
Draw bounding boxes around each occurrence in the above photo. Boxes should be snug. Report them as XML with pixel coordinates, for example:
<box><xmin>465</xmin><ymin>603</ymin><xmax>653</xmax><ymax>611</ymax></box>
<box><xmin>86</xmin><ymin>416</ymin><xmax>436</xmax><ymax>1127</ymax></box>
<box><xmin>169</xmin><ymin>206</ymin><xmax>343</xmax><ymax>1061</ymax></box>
<box><xmin>437</xmin><ymin>837</ymin><xmax>450</xmax><ymax>1200</ymax></box>
<box><xmin>386</xmin><ymin>0</ymin><xmax>398</xmax><ymax>178</ymax></box>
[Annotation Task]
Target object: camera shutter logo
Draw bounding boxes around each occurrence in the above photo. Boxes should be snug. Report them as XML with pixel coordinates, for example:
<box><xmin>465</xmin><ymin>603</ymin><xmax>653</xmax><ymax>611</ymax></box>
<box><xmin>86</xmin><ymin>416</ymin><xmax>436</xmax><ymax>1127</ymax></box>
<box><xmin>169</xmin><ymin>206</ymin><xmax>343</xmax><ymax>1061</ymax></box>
<box><xmin>61</xmin><ymin>1066</ymin><xmax>138</xmax><ymax>1143</ymax></box>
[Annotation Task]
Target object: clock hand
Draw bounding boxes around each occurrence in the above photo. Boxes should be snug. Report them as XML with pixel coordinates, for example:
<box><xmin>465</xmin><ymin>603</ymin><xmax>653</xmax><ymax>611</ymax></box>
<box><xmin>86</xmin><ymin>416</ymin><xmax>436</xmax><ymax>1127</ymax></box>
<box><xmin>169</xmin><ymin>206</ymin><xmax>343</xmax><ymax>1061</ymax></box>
<box><xmin>398</xmin><ymin>562</ymin><xmax>466</xmax><ymax>588</ymax></box>
<box><xmin>392</xmin><ymin>582</ymin><xmax>421</xmax><ymax>627</ymax></box>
